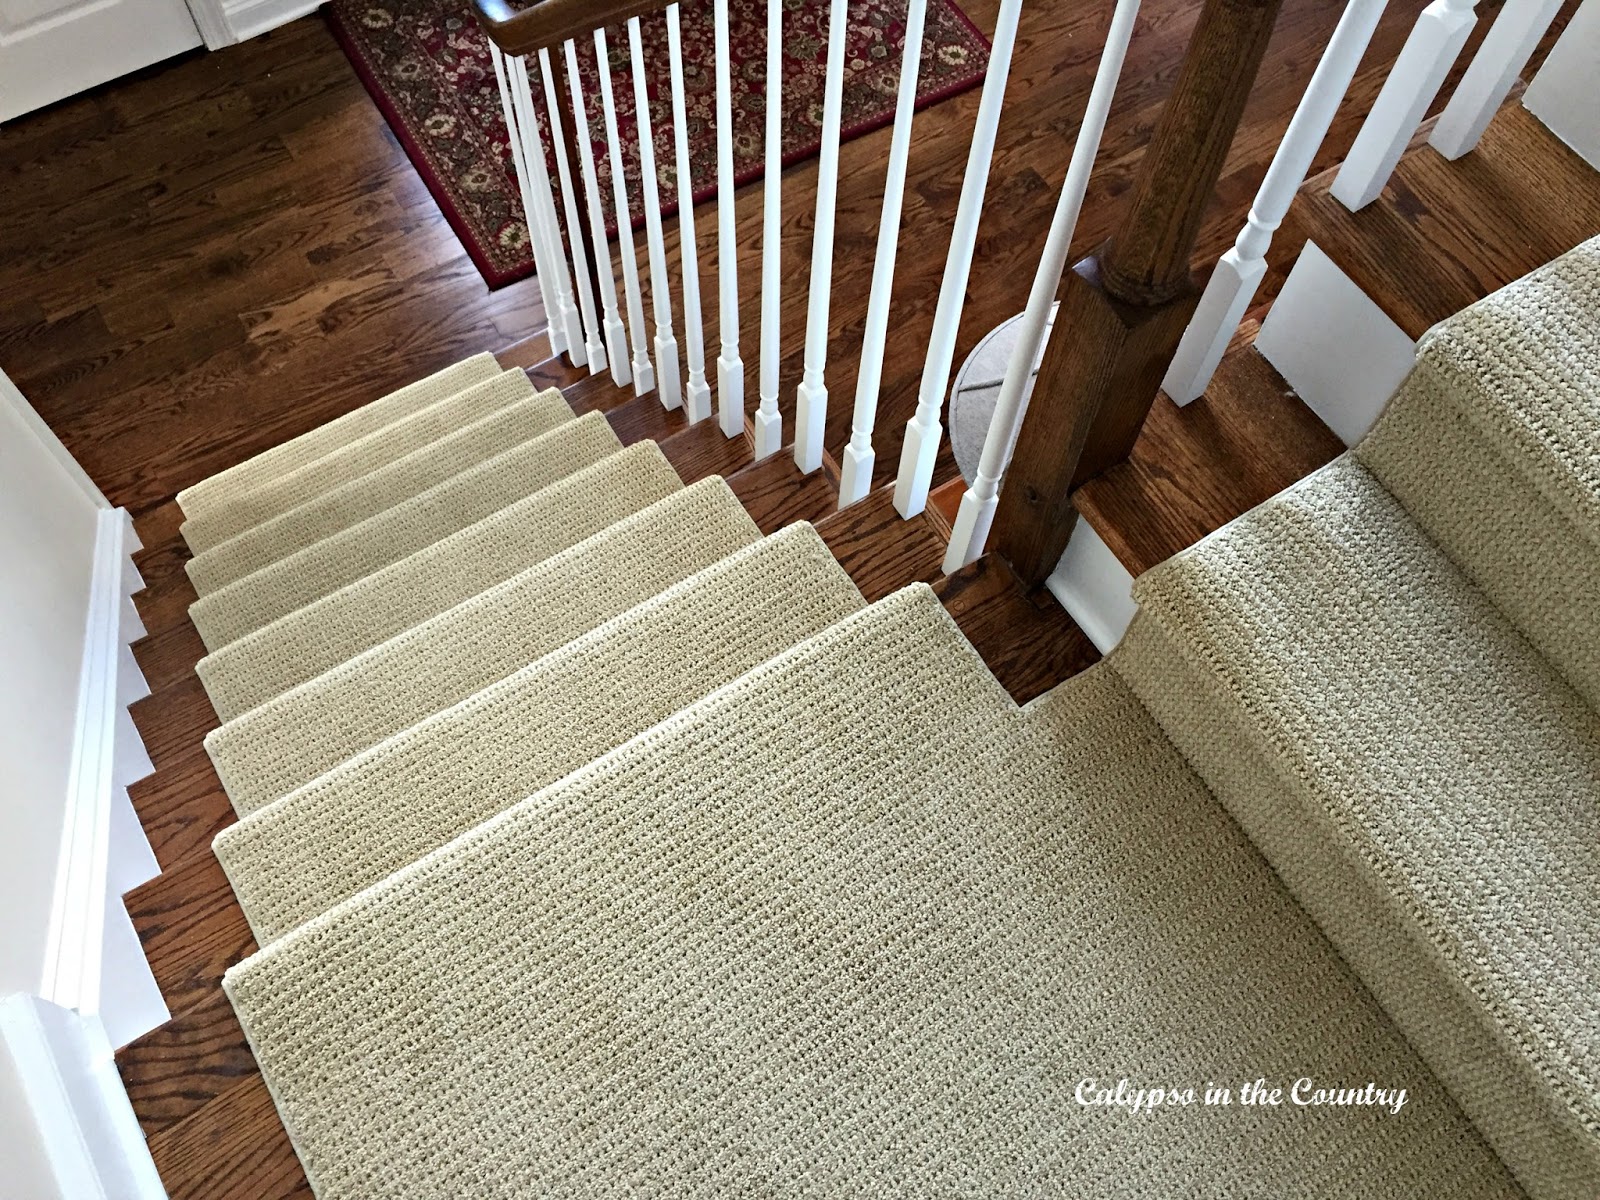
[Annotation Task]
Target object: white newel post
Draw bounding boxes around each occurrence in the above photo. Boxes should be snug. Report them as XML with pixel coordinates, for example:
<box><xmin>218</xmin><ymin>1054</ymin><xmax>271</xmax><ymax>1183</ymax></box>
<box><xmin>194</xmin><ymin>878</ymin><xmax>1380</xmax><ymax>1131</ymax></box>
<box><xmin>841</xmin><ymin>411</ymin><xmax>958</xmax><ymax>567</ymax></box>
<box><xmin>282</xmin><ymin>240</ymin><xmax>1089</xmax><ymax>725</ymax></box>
<box><xmin>629</xmin><ymin>18</ymin><xmax>683</xmax><ymax>410</ymax></box>
<box><xmin>666</xmin><ymin>5</ymin><xmax>712</xmax><ymax>423</ymax></box>
<box><xmin>540</xmin><ymin>48</ymin><xmax>606</xmax><ymax>372</ymax></box>
<box><xmin>944</xmin><ymin>0</ymin><xmax>1140</xmax><ymax>571</ymax></box>
<box><xmin>565</xmin><ymin>38</ymin><xmax>633</xmax><ymax>387</ymax></box>
<box><xmin>793</xmin><ymin>0</ymin><xmax>849</xmax><ymax>474</ymax></box>
<box><xmin>596</xmin><ymin>27</ymin><xmax>656</xmax><ymax>396</ymax></box>
<box><xmin>838</xmin><ymin>0</ymin><xmax>928</xmax><ymax>508</ymax></box>
<box><xmin>1164</xmin><ymin>0</ymin><xmax>1389</xmax><ymax>405</ymax></box>
<box><xmin>1430</xmin><ymin>0</ymin><xmax>1564</xmax><ymax>158</ymax></box>
<box><xmin>488</xmin><ymin>44</ymin><xmax>563</xmax><ymax>361</ymax></box>
<box><xmin>892</xmin><ymin>0</ymin><xmax>1023</xmax><ymax>518</ymax></box>
<box><xmin>1330</xmin><ymin>0</ymin><xmax>1480</xmax><ymax>210</ymax></box>
<box><xmin>508</xmin><ymin>52</ymin><xmax>587</xmax><ymax>364</ymax></box>
<box><xmin>714</xmin><ymin>0</ymin><xmax>747</xmax><ymax>437</ymax></box>
<box><xmin>754</xmin><ymin>0</ymin><xmax>784</xmax><ymax>460</ymax></box>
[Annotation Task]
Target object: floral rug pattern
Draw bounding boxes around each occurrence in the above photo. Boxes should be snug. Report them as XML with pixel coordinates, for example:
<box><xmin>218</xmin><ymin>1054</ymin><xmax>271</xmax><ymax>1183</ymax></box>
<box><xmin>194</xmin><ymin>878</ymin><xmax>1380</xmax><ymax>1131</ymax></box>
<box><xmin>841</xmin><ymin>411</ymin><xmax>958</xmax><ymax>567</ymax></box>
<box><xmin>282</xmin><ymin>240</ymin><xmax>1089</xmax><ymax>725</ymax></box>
<box><xmin>327</xmin><ymin>0</ymin><xmax>990</xmax><ymax>287</ymax></box>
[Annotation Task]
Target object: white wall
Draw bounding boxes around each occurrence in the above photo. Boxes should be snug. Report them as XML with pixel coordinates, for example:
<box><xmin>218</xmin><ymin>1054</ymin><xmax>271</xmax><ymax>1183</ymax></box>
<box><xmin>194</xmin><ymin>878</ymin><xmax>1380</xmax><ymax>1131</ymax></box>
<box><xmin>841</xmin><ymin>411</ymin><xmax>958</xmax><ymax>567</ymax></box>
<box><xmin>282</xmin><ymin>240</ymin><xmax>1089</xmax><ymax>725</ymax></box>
<box><xmin>0</xmin><ymin>370</ymin><xmax>106</xmax><ymax>997</ymax></box>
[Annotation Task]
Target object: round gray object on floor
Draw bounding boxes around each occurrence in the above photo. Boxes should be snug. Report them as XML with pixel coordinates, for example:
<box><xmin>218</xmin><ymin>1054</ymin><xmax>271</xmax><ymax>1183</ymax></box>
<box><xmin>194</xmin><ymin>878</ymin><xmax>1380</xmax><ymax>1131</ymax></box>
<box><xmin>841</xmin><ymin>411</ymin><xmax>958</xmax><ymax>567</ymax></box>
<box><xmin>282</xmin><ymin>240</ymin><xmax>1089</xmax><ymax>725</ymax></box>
<box><xmin>947</xmin><ymin>303</ymin><xmax>1057</xmax><ymax>485</ymax></box>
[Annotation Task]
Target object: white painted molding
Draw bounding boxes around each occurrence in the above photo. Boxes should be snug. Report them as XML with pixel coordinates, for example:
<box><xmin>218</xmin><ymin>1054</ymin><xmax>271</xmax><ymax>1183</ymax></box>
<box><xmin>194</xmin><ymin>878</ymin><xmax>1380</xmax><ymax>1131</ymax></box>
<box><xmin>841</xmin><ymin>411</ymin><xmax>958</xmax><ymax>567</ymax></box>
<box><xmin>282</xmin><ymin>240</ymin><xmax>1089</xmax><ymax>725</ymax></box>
<box><xmin>1522</xmin><ymin>0</ymin><xmax>1600</xmax><ymax>170</ymax></box>
<box><xmin>1255</xmin><ymin>240</ymin><xmax>1417</xmax><ymax>446</ymax></box>
<box><xmin>40</xmin><ymin>509</ymin><xmax>157</xmax><ymax>1031</ymax></box>
<box><xmin>0</xmin><ymin>994</ymin><xmax>166</xmax><ymax>1200</ymax></box>
<box><xmin>187</xmin><ymin>0</ymin><xmax>322</xmax><ymax>47</ymax></box>
<box><xmin>1044</xmin><ymin>519</ymin><xmax>1138</xmax><ymax>655</ymax></box>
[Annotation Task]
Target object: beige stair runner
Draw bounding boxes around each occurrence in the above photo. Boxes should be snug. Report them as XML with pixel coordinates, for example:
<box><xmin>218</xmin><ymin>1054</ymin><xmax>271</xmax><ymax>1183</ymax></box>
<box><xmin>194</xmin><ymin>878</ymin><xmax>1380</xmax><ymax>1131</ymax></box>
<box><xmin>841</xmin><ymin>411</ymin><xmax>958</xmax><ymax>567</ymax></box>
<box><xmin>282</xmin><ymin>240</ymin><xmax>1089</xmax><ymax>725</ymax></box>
<box><xmin>175</xmin><ymin>351</ymin><xmax>502</xmax><ymax>524</ymax></box>
<box><xmin>222</xmin><ymin>589</ymin><xmax>1517</xmax><ymax>1199</ymax></box>
<box><xmin>186</xmin><ymin>386</ymin><xmax>573</xmax><ymax>594</ymax></box>
<box><xmin>195</xmin><ymin>441</ymin><xmax>682</xmax><ymax>721</ymax></box>
<box><xmin>181</xmin><ymin>360</ymin><xmax>526</xmax><ymax>553</ymax></box>
<box><xmin>205</xmin><ymin>478</ymin><xmax>758</xmax><ymax>814</ymax></box>
<box><xmin>214</xmin><ymin>524</ymin><xmax>865</xmax><ymax>942</ymax></box>
<box><xmin>190</xmin><ymin>410</ymin><xmax>622</xmax><ymax>650</ymax></box>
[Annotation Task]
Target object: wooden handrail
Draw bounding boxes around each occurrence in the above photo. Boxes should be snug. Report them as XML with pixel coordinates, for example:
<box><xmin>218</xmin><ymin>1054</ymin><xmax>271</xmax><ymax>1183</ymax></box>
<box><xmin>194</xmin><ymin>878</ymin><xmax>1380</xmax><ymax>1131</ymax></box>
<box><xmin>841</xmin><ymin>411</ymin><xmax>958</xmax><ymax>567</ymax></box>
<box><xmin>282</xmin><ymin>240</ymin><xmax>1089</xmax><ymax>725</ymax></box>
<box><xmin>471</xmin><ymin>0</ymin><xmax>675</xmax><ymax>57</ymax></box>
<box><xmin>992</xmin><ymin>0</ymin><xmax>1286</xmax><ymax>586</ymax></box>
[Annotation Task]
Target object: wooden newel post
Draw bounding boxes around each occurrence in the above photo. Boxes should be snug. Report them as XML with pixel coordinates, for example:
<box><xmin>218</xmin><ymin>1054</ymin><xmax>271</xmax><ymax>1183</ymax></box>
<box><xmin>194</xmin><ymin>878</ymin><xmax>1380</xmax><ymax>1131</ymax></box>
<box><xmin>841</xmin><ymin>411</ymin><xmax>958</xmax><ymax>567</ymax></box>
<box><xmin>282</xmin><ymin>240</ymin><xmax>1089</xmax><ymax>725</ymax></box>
<box><xmin>992</xmin><ymin>0</ymin><xmax>1285</xmax><ymax>586</ymax></box>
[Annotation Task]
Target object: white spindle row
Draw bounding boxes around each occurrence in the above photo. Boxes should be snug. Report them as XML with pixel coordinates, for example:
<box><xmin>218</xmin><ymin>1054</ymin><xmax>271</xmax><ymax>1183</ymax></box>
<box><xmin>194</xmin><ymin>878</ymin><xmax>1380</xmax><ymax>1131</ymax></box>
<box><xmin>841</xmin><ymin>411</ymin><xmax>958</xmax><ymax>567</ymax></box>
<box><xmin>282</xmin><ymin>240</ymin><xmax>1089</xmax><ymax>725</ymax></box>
<box><xmin>1431</xmin><ymin>0</ymin><xmax>1564</xmax><ymax>159</ymax></box>
<box><xmin>510</xmin><ymin>55</ymin><xmax>586</xmax><ymax>364</ymax></box>
<box><xmin>538</xmin><ymin>49</ymin><xmax>606</xmax><ymax>372</ymax></box>
<box><xmin>596</xmin><ymin>28</ymin><xmax>657</xmax><ymax>396</ymax></box>
<box><xmin>666</xmin><ymin>5</ymin><xmax>712</xmax><ymax>424</ymax></box>
<box><xmin>713</xmin><ymin>0</ymin><xmax>746</xmax><ymax>438</ymax></box>
<box><xmin>892</xmin><ymin>0</ymin><xmax>1024</xmax><ymax>519</ymax></box>
<box><xmin>565</xmin><ymin>38</ymin><xmax>632</xmax><ymax>386</ymax></box>
<box><xmin>944</xmin><ymin>0</ymin><xmax>1141</xmax><ymax>572</ymax></box>
<box><xmin>1164</xmin><ymin>0</ymin><xmax>1389</xmax><ymax>406</ymax></box>
<box><xmin>629</xmin><ymin>18</ymin><xmax>683</xmax><ymax>410</ymax></box>
<box><xmin>1330</xmin><ymin>0</ymin><xmax>1480</xmax><ymax>210</ymax></box>
<box><xmin>754</xmin><ymin>0</ymin><xmax>784</xmax><ymax>460</ymax></box>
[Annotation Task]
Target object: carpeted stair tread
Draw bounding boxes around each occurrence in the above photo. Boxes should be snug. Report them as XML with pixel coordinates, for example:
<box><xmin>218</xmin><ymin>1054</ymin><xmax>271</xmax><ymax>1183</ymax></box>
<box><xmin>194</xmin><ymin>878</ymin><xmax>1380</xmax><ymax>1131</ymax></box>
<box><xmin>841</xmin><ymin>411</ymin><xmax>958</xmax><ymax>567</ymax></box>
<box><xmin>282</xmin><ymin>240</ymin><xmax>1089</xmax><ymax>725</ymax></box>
<box><xmin>215</xmin><ymin>524</ymin><xmax>866</xmax><ymax>942</ymax></box>
<box><xmin>181</xmin><ymin>364</ymin><xmax>534</xmax><ymax>553</ymax></box>
<box><xmin>1119</xmin><ymin>455</ymin><xmax>1600</xmax><ymax>1199</ymax></box>
<box><xmin>176</xmin><ymin>353</ymin><xmax>502</xmax><ymax>523</ymax></box>
<box><xmin>195</xmin><ymin>441</ymin><xmax>683</xmax><ymax>722</ymax></box>
<box><xmin>204</xmin><ymin>479</ymin><xmax>758</xmax><ymax>815</ymax></box>
<box><xmin>189</xmin><ymin>412</ymin><xmax>623</xmax><ymax>651</ymax></box>
<box><xmin>222</xmin><ymin>592</ymin><xmax>1515</xmax><ymax>1198</ymax></box>
<box><xmin>186</xmin><ymin>387</ymin><xmax>574</xmax><ymax>595</ymax></box>
<box><xmin>1356</xmin><ymin>235</ymin><xmax>1600</xmax><ymax>709</ymax></box>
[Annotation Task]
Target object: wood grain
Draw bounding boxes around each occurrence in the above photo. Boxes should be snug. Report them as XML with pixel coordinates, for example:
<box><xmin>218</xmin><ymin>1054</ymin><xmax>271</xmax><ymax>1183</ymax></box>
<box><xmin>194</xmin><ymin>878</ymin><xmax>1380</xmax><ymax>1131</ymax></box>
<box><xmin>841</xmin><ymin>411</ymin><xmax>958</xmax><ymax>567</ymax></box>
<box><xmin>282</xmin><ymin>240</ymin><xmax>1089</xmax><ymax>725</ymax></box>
<box><xmin>815</xmin><ymin>486</ymin><xmax>949</xmax><ymax>603</ymax></box>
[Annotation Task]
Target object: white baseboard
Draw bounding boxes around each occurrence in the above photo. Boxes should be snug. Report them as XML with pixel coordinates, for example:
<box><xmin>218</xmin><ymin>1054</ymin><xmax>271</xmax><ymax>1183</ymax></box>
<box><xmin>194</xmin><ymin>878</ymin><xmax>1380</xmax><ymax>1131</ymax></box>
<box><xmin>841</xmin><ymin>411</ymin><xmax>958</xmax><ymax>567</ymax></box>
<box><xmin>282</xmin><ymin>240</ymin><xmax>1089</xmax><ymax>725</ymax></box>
<box><xmin>189</xmin><ymin>0</ymin><xmax>323</xmax><ymax>47</ymax></box>
<box><xmin>1255</xmin><ymin>240</ymin><xmax>1417</xmax><ymax>447</ymax></box>
<box><xmin>1044</xmin><ymin>519</ymin><xmax>1138</xmax><ymax>655</ymax></box>
<box><xmin>0</xmin><ymin>994</ymin><xmax>166</xmax><ymax>1200</ymax></box>
<box><xmin>40</xmin><ymin>509</ymin><xmax>164</xmax><ymax>1048</ymax></box>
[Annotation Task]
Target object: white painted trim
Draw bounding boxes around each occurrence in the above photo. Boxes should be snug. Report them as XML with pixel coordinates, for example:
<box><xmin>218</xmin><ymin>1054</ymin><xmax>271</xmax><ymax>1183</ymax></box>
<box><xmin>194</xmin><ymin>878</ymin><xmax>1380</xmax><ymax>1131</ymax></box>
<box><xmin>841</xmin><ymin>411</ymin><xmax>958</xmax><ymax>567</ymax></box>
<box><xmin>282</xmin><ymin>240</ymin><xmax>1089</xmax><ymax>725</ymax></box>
<box><xmin>40</xmin><ymin>509</ymin><xmax>154</xmax><ymax>1022</ymax></box>
<box><xmin>1255</xmin><ymin>240</ymin><xmax>1417</xmax><ymax>446</ymax></box>
<box><xmin>0</xmin><ymin>994</ymin><xmax>166</xmax><ymax>1200</ymax></box>
<box><xmin>1522</xmin><ymin>0</ymin><xmax>1600</xmax><ymax>170</ymax></box>
<box><xmin>0</xmin><ymin>372</ymin><xmax>106</xmax><ymax>511</ymax></box>
<box><xmin>185</xmin><ymin>0</ymin><xmax>321</xmax><ymax>47</ymax></box>
<box><xmin>1044</xmin><ymin>519</ymin><xmax>1138</xmax><ymax>655</ymax></box>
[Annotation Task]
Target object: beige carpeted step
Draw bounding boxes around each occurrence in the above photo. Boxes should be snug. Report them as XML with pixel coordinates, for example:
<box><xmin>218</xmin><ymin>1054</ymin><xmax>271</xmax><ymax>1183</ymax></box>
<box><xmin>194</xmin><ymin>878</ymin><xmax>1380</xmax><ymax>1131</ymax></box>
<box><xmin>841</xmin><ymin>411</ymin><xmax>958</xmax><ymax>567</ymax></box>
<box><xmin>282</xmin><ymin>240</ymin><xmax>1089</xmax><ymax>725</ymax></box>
<box><xmin>181</xmin><ymin>364</ymin><xmax>533</xmax><ymax>553</ymax></box>
<box><xmin>189</xmin><ymin>412</ymin><xmax>623</xmax><ymax>651</ymax></box>
<box><xmin>215</xmin><ymin>524</ymin><xmax>865</xmax><ymax>943</ymax></box>
<box><xmin>1116</xmin><ymin>455</ymin><xmax>1600</xmax><ymax>1200</ymax></box>
<box><xmin>205</xmin><ymin>478</ymin><xmax>758</xmax><ymax>815</ymax></box>
<box><xmin>176</xmin><ymin>352</ymin><xmax>502</xmax><ymax>524</ymax></box>
<box><xmin>195</xmin><ymin>441</ymin><xmax>684</xmax><ymax>724</ymax></box>
<box><xmin>223</xmin><ymin>589</ymin><xmax>1516</xmax><ymax>1199</ymax></box>
<box><xmin>187</xmin><ymin>387</ymin><xmax>574</xmax><ymax>596</ymax></box>
<box><xmin>1355</xmin><ymin>233</ymin><xmax>1600</xmax><ymax>709</ymax></box>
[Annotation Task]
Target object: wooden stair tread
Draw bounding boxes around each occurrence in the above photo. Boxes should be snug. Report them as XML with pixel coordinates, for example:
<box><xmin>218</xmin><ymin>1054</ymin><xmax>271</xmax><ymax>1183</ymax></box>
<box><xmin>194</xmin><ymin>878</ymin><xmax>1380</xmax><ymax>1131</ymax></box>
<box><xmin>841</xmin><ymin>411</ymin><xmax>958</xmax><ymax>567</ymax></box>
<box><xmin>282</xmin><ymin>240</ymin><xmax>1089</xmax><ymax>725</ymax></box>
<box><xmin>117</xmin><ymin>985</ymin><xmax>260</xmax><ymax>1138</ymax></box>
<box><xmin>1280</xmin><ymin>104</ymin><xmax>1600</xmax><ymax>340</ymax></box>
<box><xmin>660</xmin><ymin>417</ymin><xmax>756</xmax><ymax>485</ymax></box>
<box><xmin>726</xmin><ymin>449</ymin><xmax>840</xmax><ymax>534</ymax></box>
<box><xmin>145</xmin><ymin>1071</ymin><xmax>311</xmax><ymax>1200</ymax></box>
<box><xmin>815</xmin><ymin>487</ymin><xmax>949</xmax><ymax>603</ymax></box>
<box><xmin>933</xmin><ymin>554</ymin><xmax>1101</xmax><ymax>705</ymax></box>
<box><xmin>1074</xmin><ymin>322</ymin><xmax>1345</xmax><ymax>578</ymax></box>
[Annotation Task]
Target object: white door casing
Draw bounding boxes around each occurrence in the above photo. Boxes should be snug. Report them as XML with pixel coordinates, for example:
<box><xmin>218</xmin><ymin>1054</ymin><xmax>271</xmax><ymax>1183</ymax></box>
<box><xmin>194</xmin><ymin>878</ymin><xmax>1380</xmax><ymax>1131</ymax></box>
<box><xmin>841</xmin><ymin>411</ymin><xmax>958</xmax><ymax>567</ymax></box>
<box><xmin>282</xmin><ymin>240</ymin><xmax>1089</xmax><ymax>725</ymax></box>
<box><xmin>0</xmin><ymin>0</ymin><xmax>203</xmax><ymax>122</ymax></box>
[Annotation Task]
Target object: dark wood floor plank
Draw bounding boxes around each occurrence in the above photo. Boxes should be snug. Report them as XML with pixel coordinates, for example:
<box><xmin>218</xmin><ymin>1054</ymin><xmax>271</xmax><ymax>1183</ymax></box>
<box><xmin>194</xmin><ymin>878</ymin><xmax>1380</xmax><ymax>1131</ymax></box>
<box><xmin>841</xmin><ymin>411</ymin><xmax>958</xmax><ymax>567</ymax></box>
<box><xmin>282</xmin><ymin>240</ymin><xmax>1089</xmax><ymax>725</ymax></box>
<box><xmin>815</xmin><ymin>487</ymin><xmax>949</xmax><ymax>603</ymax></box>
<box><xmin>146</xmin><ymin>1073</ymin><xmax>311</xmax><ymax>1200</ymax></box>
<box><xmin>126</xmin><ymin>852</ymin><xmax>257</xmax><ymax>1020</ymax></box>
<box><xmin>117</xmin><ymin>986</ymin><xmax>260</xmax><ymax>1138</ymax></box>
<box><xmin>728</xmin><ymin>451</ymin><xmax>839</xmax><ymax>534</ymax></box>
<box><xmin>660</xmin><ymin>418</ymin><xmax>756</xmax><ymax>485</ymax></box>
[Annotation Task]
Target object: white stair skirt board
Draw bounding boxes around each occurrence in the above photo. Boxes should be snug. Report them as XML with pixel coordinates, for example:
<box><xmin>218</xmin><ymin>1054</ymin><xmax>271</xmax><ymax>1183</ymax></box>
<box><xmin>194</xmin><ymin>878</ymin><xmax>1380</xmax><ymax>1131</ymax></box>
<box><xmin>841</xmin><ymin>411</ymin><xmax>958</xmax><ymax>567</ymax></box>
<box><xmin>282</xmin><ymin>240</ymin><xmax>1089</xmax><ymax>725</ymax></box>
<box><xmin>1522</xmin><ymin>0</ymin><xmax>1600</xmax><ymax>170</ymax></box>
<box><xmin>41</xmin><ymin>507</ymin><xmax>164</xmax><ymax>1048</ymax></box>
<box><xmin>946</xmin><ymin>304</ymin><xmax>1056</xmax><ymax>484</ymax></box>
<box><xmin>1255</xmin><ymin>240</ymin><xmax>1417</xmax><ymax>447</ymax></box>
<box><xmin>0</xmin><ymin>994</ymin><xmax>166</xmax><ymax>1200</ymax></box>
<box><xmin>1044</xmin><ymin>518</ymin><xmax>1137</xmax><ymax>655</ymax></box>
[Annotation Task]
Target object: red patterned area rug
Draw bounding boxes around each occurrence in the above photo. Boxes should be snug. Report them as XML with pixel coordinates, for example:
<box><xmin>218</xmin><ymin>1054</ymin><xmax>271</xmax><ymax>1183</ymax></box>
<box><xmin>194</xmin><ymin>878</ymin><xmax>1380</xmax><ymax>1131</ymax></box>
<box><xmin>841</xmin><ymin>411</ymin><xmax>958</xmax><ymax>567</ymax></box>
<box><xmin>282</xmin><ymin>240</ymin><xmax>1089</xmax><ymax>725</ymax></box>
<box><xmin>327</xmin><ymin>0</ymin><xmax>991</xmax><ymax>288</ymax></box>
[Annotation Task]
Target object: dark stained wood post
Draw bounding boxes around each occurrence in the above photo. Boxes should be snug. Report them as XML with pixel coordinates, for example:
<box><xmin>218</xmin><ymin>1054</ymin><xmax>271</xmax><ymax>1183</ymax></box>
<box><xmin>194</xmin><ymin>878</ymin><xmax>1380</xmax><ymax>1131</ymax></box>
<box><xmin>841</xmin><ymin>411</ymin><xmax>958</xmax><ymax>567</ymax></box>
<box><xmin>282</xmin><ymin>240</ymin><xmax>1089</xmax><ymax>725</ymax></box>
<box><xmin>992</xmin><ymin>0</ymin><xmax>1286</xmax><ymax>586</ymax></box>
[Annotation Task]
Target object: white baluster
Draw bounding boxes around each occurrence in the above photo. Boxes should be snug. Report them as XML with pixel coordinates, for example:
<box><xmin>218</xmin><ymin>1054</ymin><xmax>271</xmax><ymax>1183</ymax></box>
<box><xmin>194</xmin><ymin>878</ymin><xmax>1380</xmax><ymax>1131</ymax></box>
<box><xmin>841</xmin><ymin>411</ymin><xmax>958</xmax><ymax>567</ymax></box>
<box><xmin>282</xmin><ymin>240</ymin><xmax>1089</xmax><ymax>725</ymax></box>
<box><xmin>838</xmin><ymin>0</ymin><xmax>928</xmax><ymax>507</ymax></box>
<box><xmin>754</xmin><ymin>0</ymin><xmax>784</xmax><ymax>459</ymax></box>
<box><xmin>1164</xmin><ymin>0</ymin><xmax>1389</xmax><ymax>406</ymax></box>
<box><xmin>792</xmin><ymin>0</ymin><xmax>850</xmax><ymax>474</ymax></box>
<box><xmin>945</xmin><ymin>0</ymin><xmax>1141</xmax><ymax>572</ymax></box>
<box><xmin>667</xmin><ymin>5</ymin><xmax>712</xmax><ymax>423</ymax></box>
<box><xmin>714</xmin><ymin>0</ymin><xmax>747</xmax><ymax>438</ymax></box>
<box><xmin>509</xmin><ymin>53</ymin><xmax>588</xmax><ymax>365</ymax></box>
<box><xmin>596</xmin><ymin>27</ymin><xmax>656</xmax><ymax>396</ymax></box>
<box><xmin>488</xmin><ymin>43</ymin><xmax>564</xmax><ymax>361</ymax></box>
<box><xmin>539</xmin><ymin>48</ymin><xmax>606</xmax><ymax>373</ymax></box>
<box><xmin>565</xmin><ymin>37</ymin><xmax>633</xmax><ymax>387</ymax></box>
<box><xmin>1431</xmin><ymin>0</ymin><xmax>1563</xmax><ymax>158</ymax></box>
<box><xmin>629</xmin><ymin>17</ymin><xmax>682</xmax><ymax>410</ymax></box>
<box><xmin>893</xmin><ymin>0</ymin><xmax>1023</xmax><ymax>518</ymax></box>
<box><xmin>1330</xmin><ymin>0</ymin><xmax>1480</xmax><ymax>210</ymax></box>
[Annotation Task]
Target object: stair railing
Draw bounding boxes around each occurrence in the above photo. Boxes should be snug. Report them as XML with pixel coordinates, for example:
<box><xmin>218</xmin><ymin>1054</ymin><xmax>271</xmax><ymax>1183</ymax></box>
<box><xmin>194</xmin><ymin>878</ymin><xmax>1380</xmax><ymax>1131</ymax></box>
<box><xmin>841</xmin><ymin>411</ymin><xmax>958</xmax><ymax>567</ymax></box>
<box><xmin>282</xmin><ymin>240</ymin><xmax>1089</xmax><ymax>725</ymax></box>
<box><xmin>1429</xmin><ymin>0</ymin><xmax>1566</xmax><ymax>158</ymax></box>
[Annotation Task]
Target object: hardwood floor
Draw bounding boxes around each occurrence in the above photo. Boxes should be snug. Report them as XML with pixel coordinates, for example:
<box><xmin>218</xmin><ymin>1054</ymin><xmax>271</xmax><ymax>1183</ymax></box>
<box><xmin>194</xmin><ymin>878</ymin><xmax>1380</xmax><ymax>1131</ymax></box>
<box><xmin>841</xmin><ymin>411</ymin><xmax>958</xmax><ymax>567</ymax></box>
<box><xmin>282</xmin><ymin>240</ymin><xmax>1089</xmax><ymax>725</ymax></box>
<box><xmin>0</xmin><ymin>3</ymin><xmax>1580</xmax><ymax>1196</ymax></box>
